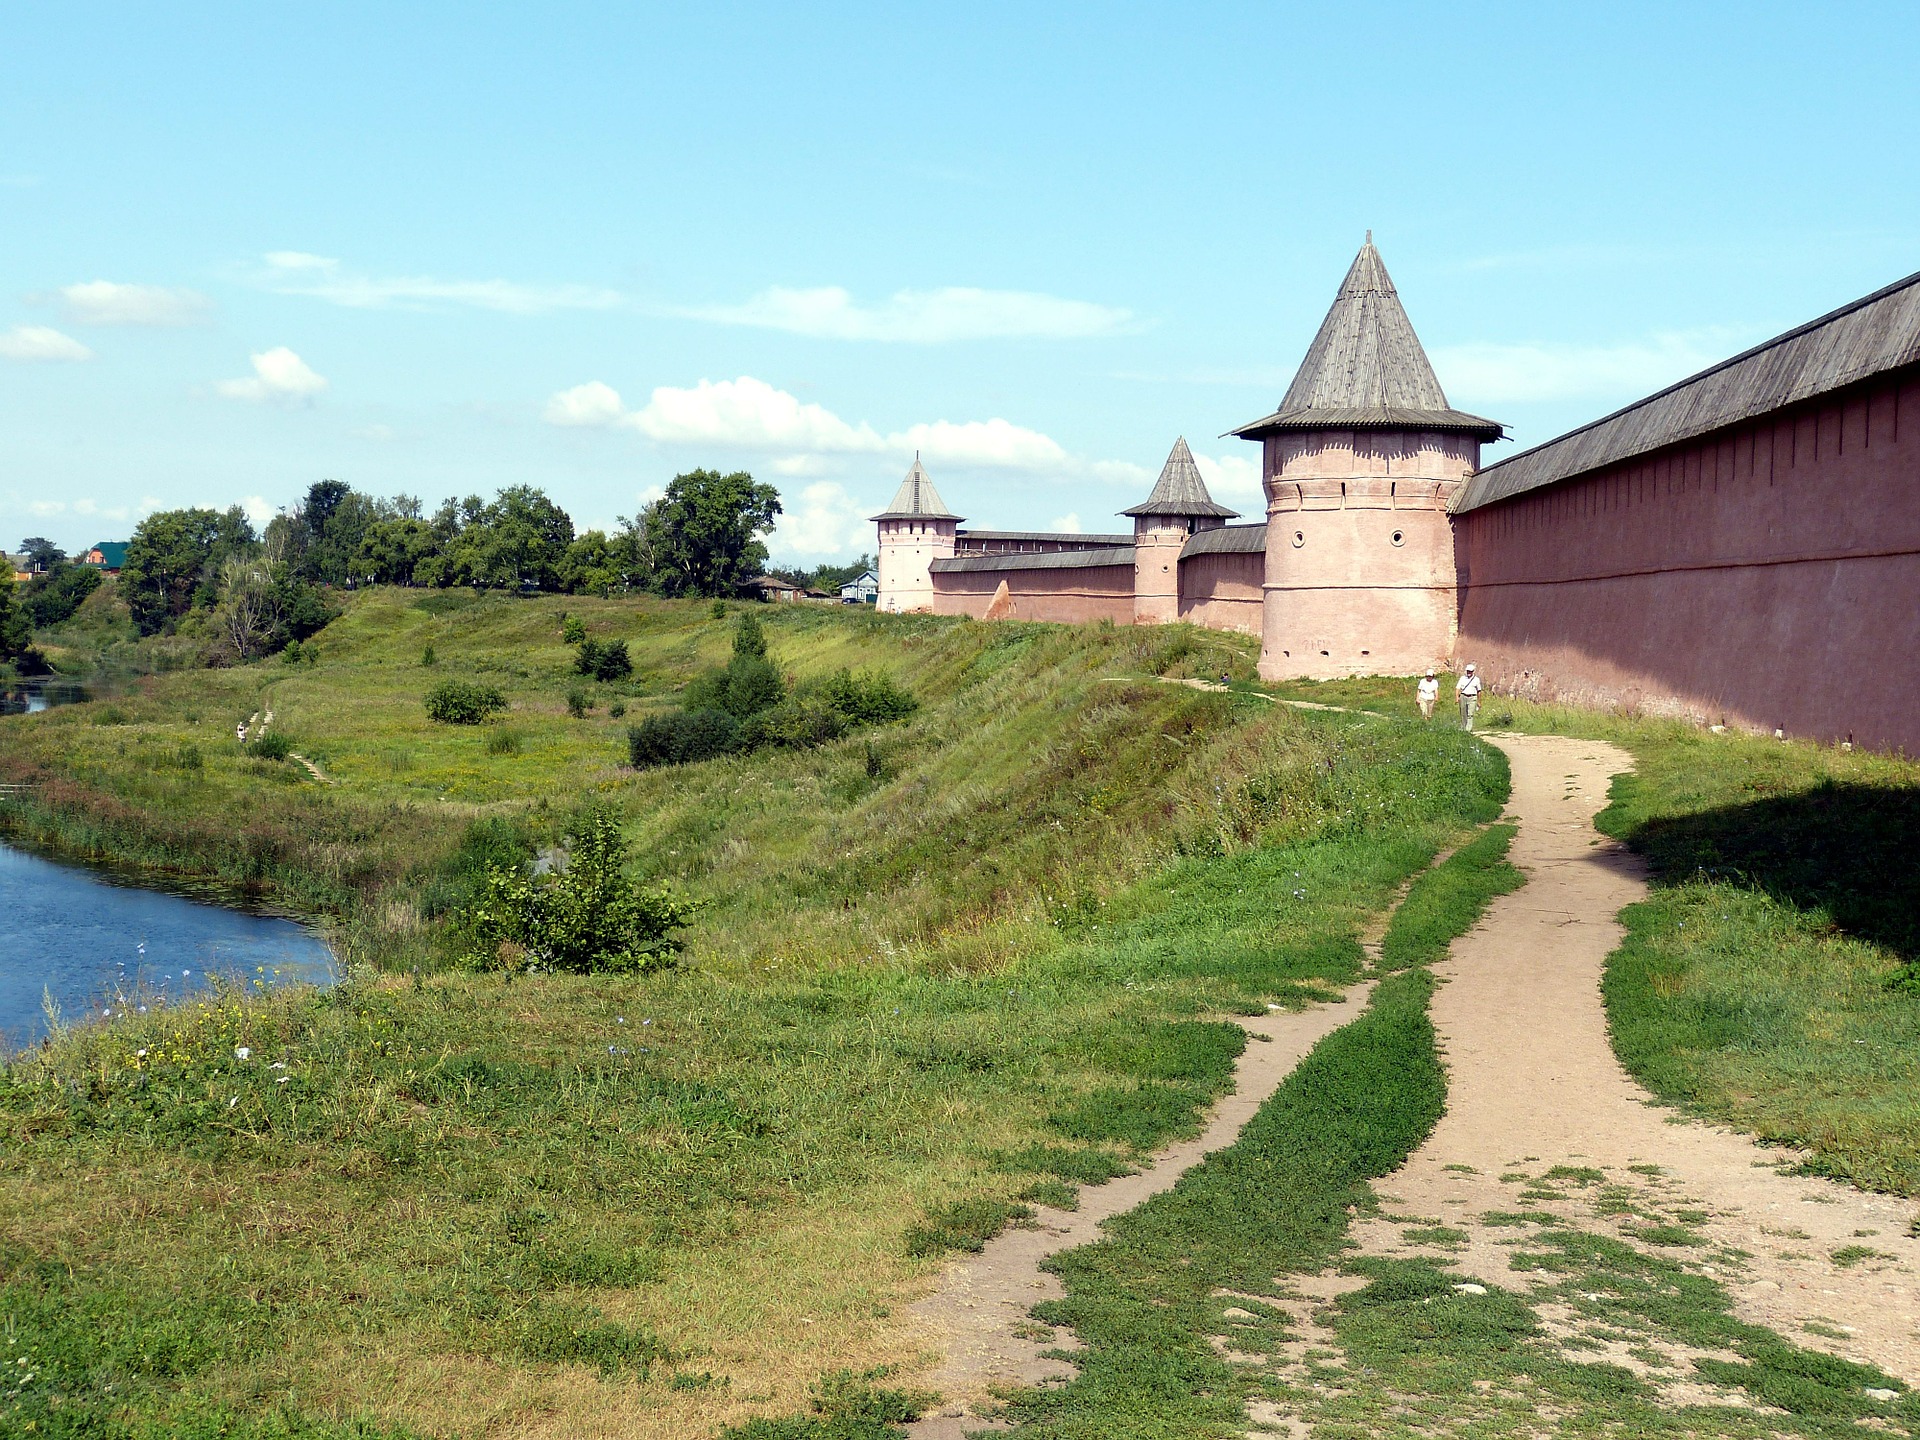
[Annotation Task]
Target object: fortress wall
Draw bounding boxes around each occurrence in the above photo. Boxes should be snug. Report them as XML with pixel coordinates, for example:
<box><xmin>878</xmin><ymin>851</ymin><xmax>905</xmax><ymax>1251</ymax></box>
<box><xmin>1177</xmin><ymin>548</ymin><xmax>1264</xmax><ymax>634</ymax></box>
<box><xmin>1455</xmin><ymin>368</ymin><xmax>1920</xmax><ymax>753</ymax></box>
<box><xmin>930</xmin><ymin>560</ymin><xmax>1136</xmax><ymax>624</ymax></box>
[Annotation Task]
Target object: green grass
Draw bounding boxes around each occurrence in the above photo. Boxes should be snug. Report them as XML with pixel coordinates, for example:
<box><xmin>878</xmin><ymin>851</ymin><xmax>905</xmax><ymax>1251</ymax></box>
<box><xmin>0</xmin><ymin>595</ymin><xmax>1511</xmax><ymax>1438</ymax></box>
<box><xmin>1268</xmin><ymin>673</ymin><xmax>1920</xmax><ymax>1204</ymax></box>
<box><xmin>1377</xmin><ymin>821</ymin><xmax>1523</xmax><ymax>970</ymax></box>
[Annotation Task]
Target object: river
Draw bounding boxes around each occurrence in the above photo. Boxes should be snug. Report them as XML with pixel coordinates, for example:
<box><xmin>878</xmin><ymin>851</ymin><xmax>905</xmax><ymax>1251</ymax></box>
<box><xmin>0</xmin><ymin>845</ymin><xmax>336</xmax><ymax>1052</ymax></box>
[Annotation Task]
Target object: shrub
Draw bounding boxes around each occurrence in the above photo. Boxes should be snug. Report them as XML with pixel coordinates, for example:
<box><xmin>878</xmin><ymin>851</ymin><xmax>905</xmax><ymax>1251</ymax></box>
<box><xmin>561</xmin><ymin>615</ymin><xmax>587</xmax><ymax>645</ymax></box>
<box><xmin>566</xmin><ymin>687</ymin><xmax>592</xmax><ymax>718</ymax></box>
<box><xmin>741</xmin><ymin>697</ymin><xmax>847</xmax><ymax>751</ymax></box>
<box><xmin>732</xmin><ymin>611</ymin><xmax>767</xmax><ymax>659</ymax></box>
<box><xmin>819</xmin><ymin>668</ymin><xmax>918</xmax><ymax>725</ymax></box>
<box><xmin>708</xmin><ymin>598</ymin><xmax>727</xmax><ymax>619</ymax></box>
<box><xmin>485</xmin><ymin>727</ymin><xmax>524</xmax><ymax>756</ymax></box>
<box><xmin>608</xmin><ymin>699</ymin><xmax>626</xmax><ymax>718</ymax></box>
<box><xmin>248</xmin><ymin>731</ymin><xmax>292</xmax><ymax>760</ymax></box>
<box><xmin>426</xmin><ymin>679</ymin><xmax>508</xmax><ymax>724</ymax></box>
<box><xmin>574</xmin><ymin>637</ymin><xmax>632</xmax><ymax>681</ymax></box>
<box><xmin>420</xmin><ymin>645</ymin><xmax>436</xmax><ymax>667</ymax></box>
<box><xmin>460</xmin><ymin>807</ymin><xmax>696</xmax><ymax>974</ymax></box>
<box><xmin>627</xmin><ymin>707</ymin><xmax>739</xmax><ymax>768</ymax></box>
<box><xmin>175</xmin><ymin>742</ymin><xmax>203</xmax><ymax>771</ymax></box>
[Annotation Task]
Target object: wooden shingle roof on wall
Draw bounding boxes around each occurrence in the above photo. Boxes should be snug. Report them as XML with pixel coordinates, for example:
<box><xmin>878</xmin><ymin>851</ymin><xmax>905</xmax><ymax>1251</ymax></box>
<box><xmin>1179</xmin><ymin>523</ymin><xmax>1268</xmax><ymax>558</ymax></box>
<box><xmin>930</xmin><ymin>546</ymin><xmax>1135</xmax><ymax>574</ymax></box>
<box><xmin>1455</xmin><ymin>267</ymin><xmax>1920</xmax><ymax>513</ymax></box>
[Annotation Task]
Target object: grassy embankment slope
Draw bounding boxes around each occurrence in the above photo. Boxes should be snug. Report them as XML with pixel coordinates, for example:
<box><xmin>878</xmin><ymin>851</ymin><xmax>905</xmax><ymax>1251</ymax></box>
<box><xmin>1268</xmin><ymin>675</ymin><xmax>1920</xmax><ymax>1203</ymax></box>
<box><xmin>0</xmin><ymin>592</ymin><xmax>1509</xmax><ymax>1439</ymax></box>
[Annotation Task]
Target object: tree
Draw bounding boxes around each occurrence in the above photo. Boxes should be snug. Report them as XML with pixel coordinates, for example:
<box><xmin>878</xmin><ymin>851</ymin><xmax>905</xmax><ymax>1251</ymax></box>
<box><xmin>18</xmin><ymin>537</ymin><xmax>64</xmax><ymax>574</ymax></box>
<box><xmin>644</xmin><ymin>470</ymin><xmax>782</xmax><ymax>598</ymax></box>
<box><xmin>0</xmin><ymin>570</ymin><xmax>30</xmax><ymax>662</ymax></box>
<box><xmin>22</xmin><ymin>562</ymin><xmax>102</xmax><ymax>628</ymax></box>
<box><xmin>358</xmin><ymin>517</ymin><xmax>442</xmax><ymax>585</ymax></box>
<box><xmin>120</xmin><ymin>506</ymin><xmax>257</xmax><ymax>635</ymax></box>
<box><xmin>439</xmin><ymin>486</ymin><xmax>576</xmax><ymax>590</ymax></box>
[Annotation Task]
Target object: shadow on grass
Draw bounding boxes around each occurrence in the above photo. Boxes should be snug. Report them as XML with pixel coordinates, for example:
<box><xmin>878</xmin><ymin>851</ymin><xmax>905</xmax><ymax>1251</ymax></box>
<box><xmin>1623</xmin><ymin>780</ymin><xmax>1920</xmax><ymax>977</ymax></box>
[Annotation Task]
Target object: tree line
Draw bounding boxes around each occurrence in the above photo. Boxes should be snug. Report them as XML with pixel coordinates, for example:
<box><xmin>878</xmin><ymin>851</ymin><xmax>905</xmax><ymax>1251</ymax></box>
<box><xmin>7</xmin><ymin>469</ymin><xmax>786</xmax><ymax>666</ymax></box>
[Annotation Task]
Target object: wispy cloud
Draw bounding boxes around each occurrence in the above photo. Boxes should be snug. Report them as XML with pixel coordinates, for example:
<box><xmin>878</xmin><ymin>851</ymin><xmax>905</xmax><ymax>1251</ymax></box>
<box><xmin>687</xmin><ymin>284</ymin><xmax>1135</xmax><ymax>343</ymax></box>
<box><xmin>14</xmin><ymin>495</ymin><xmax>160</xmax><ymax>524</ymax></box>
<box><xmin>216</xmin><ymin>347</ymin><xmax>329</xmax><ymax>404</ymax></box>
<box><xmin>54</xmin><ymin>281</ymin><xmax>212</xmax><ymax>327</ymax></box>
<box><xmin>257</xmin><ymin>251</ymin><xmax>622</xmax><ymax>314</ymax></box>
<box><xmin>545</xmin><ymin>375</ymin><xmax>1086</xmax><ymax>475</ymax></box>
<box><xmin>1191</xmin><ymin>450</ymin><xmax>1263</xmax><ymax>507</ymax></box>
<box><xmin>1433</xmin><ymin>328</ymin><xmax>1748</xmax><ymax>405</ymax></box>
<box><xmin>769</xmin><ymin>481</ymin><xmax>871</xmax><ymax>558</ymax></box>
<box><xmin>0</xmin><ymin>325</ymin><xmax>92</xmax><ymax>362</ymax></box>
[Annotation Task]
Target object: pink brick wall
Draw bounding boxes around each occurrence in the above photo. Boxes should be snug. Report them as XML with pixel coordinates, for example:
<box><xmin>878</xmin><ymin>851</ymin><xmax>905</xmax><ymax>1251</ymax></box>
<box><xmin>931</xmin><ymin>563</ymin><xmax>1136</xmax><ymax>624</ymax></box>
<box><xmin>1455</xmin><ymin>370</ymin><xmax>1920</xmax><ymax>753</ymax></box>
<box><xmin>1177</xmin><ymin>550</ymin><xmax>1263</xmax><ymax>635</ymax></box>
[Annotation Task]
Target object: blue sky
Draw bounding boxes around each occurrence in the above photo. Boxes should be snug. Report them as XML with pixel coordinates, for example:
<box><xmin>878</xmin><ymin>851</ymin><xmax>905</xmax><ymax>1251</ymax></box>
<box><xmin>5</xmin><ymin>1</ymin><xmax>1919</xmax><ymax>560</ymax></box>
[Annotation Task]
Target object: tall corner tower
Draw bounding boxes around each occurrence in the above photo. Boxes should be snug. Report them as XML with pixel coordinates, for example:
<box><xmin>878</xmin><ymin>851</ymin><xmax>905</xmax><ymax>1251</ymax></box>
<box><xmin>870</xmin><ymin>457</ymin><xmax>962</xmax><ymax>613</ymax></box>
<box><xmin>1121</xmin><ymin>436</ymin><xmax>1239</xmax><ymax>624</ymax></box>
<box><xmin>1232</xmin><ymin>235</ymin><xmax>1504</xmax><ymax>680</ymax></box>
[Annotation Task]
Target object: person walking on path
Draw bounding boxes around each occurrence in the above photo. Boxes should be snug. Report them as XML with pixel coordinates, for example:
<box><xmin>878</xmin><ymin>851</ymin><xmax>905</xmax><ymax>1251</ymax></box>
<box><xmin>1456</xmin><ymin>663</ymin><xmax>1483</xmax><ymax>731</ymax></box>
<box><xmin>1416</xmin><ymin>669</ymin><xmax>1440</xmax><ymax>720</ymax></box>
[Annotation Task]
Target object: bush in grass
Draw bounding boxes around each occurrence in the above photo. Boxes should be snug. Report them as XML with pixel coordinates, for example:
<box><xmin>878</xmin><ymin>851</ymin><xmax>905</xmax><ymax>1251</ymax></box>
<box><xmin>248</xmin><ymin>731</ymin><xmax>292</xmax><ymax>761</ymax></box>
<box><xmin>732</xmin><ymin>611</ymin><xmax>767</xmax><ymax>659</ymax></box>
<box><xmin>420</xmin><ymin>645</ymin><xmax>436</xmax><ymax>667</ymax></box>
<box><xmin>627</xmin><ymin>708</ymin><xmax>739</xmax><ymax>768</ymax></box>
<box><xmin>561</xmin><ymin>614</ymin><xmax>587</xmax><ymax>645</ymax></box>
<box><xmin>740</xmin><ymin>696</ymin><xmax>847</xmax><ymax>751</ymax></box>
<box><xmin>566</xmin><ymin>686</ymin><xmax>592</xmax><ymax>718</ymax></box>
<box><xmin>485</xmin><ymin>727</ymin><xmax>524</xmax><ymax>756</ymax></box>
<box><xmin>460</xmin><ymin>806</ymin><xmax>696</xmax><ymax>974</ymax></box>
<box><xmin>818</xmin><ymin>668</ymin><xmax>918</xmax><ymax>725</ymax></box>
<box><xmin>574</xmin><ymin>637</ymin><xmax>632</xmax><ymax>681</ymax></box>
<box><xmin>426</xmin><ymin>679</ymin><xmax>507</xmax><ymax>724</ymax></box>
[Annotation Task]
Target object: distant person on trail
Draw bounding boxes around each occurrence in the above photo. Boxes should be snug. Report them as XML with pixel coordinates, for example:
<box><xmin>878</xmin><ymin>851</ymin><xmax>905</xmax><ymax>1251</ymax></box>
<box><xmin>1456</xmin><ymin>663</ymin><xmax>1483</xmax><ymax>731</ymax></box>
<box><xmin>1416</xmin><ymin>669</ymin><xmax>1439</xmax><ymax>720</ymax></box>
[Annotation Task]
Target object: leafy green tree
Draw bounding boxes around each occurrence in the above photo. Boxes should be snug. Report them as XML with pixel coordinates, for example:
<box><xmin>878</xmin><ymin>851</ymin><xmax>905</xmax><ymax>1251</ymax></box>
<box><xmin>357</xmin><ymin>517</ymin><xmax>442</xmax><ymax>585</ymax></box>
<box><xmin>440</xmin><ymin>486</ymin><xmax>576</xmax><ymax>590</ymax></box>
<box><xmin>733</xmin><ymin>611</ymin><xmax>768</xmax><ymax>659</ymax></box>
<box><xmin>120</xmin><ymin>506</ymin><xmax>256</xmax><ymax>635</ymax></box>
<box><xmin>645</xmin><ymin>469</ymin><xmax>782</xmax><ymax>598</ymax></box>
<box><xmin>17</xmin><ymin>537</ymin><xmax>64</xmax><ymax>573</ymax></box>
<box><xmin>21</xmin><ymin>563</ymin><xmax>102</xmax><ymax>628</ymax></box>
<box><xmin>0</xmin><ymin>570</ymin><xmax>30</xmax><ymax>662</ymax></box>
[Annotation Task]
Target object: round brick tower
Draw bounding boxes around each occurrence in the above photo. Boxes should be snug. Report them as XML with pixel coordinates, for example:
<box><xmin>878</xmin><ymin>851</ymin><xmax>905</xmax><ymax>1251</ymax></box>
<box><xmin>1121</xmin><ymin>436</ymin><xmax>1239</xmax><ymax>625</ymax></box>
<box><xmin>1233</xmin><ymin>236</ymin><xmax>1505</xmax><ymax>679</ymax></box>
<box><xmin>869</xmin><ymin>456</ymin><xmax>961</xmax><ymax>614</ymax></box>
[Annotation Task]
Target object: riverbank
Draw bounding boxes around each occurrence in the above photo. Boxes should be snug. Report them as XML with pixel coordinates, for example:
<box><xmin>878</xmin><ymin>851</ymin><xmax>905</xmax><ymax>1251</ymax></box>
<box><xmin>0</xmin><ymin>591</ymin><xmax>1511</xmax><ymax>1438</ymax></box>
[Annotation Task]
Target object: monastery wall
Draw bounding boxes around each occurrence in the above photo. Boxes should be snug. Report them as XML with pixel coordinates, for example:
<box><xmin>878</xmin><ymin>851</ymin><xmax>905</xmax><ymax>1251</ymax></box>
<box><xmin>1455</xmin><ymin>368</ymin><xmax>1920</xmax><ymax>754</ymax></box>
<box><xmin>929</xmin><ymin>552</ymin><xmax>1136</xmax><ymax>624</ymax></box>
<box><xmin>1175</xmin><ymin>528</ymin><xmax>1265</xmax><ymax>635</ymax></box>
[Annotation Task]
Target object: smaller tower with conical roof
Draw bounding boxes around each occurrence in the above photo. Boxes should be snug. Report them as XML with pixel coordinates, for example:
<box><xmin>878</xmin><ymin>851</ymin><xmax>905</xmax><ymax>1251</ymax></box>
<box><xmin>1233</xmin><ymin>235</ymin><xmax>1503</xmax><ymax>678</ymax></box>
<box><xmin>869</xmin><ymin>457</ymin><xmax>963</xmax><ymax>613</ymax></box>
<box><xmin>1121</xmin><ymin>437</ymin><xmax>1239</xmax><ymax>624</ymax></box>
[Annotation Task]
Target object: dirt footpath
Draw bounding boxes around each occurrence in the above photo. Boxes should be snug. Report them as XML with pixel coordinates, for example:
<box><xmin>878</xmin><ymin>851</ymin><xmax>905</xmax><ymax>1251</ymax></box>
<box><xmin>904</xmin><ymin>982</ymin><xmax>1376</xmax><ymax>1437</ymax></box>
<box><xmin>1352</xmin><ymin>733</ymin><xmax>1919</xmax><ymax>1382</ymax></box>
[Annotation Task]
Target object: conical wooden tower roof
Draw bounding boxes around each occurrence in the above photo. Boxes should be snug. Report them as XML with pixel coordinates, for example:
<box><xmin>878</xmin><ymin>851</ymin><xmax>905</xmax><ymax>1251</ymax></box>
<box><xmin>868</xmin><ymin>456</ymin><xmax>964</xmax><ymax>522</ymax></box>
<box><xmin>1233</xmin><ymin>236</ymin><xmax>1503</xmax><ymax>440</ymax></box>
<box><xmin>1121</xmin><ymin>436</ymin><xmax>1239</xmax><ymax>518</ymax></box>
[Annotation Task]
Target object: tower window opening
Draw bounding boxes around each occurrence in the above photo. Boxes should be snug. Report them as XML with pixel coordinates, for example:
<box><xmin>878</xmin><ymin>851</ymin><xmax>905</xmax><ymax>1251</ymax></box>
<box><xmin>1391</xmin><ymin>530</ymin><xmax>1405</xmax><ymax>546</ymax></box>
<box><xmin>1291</xmin><ymin>530</ymin><xmax>1305</xmax><ymax>548</ymax></box>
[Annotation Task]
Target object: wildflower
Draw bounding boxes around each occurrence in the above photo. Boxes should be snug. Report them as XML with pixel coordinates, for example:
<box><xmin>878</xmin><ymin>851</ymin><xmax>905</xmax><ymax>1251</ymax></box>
<box><xmin>137</xmin><ymin>1048</ymin><xmax>148</xmax><ymax>1058</ymax></box>
<box><xmin>227</xmin><ymin>1097</ymin><xmax>238</xmax><ymax>1109</ymax></box>
<box><xmin>275</xmin><ymin>1076</ymin><xmax>290</xmax><ymax>1084</ymax></box>
<box><xmin>616</xmin><ymin>1016</ymin><xmax>626</xmax><ymax>1024</ymax></box>
<box><xmin>641</xmin><ymin>1018</ymin><xmax>652</xmax><ymax>1026</ymax></box>
<box><xmin>235</xmin><ymin>1046</ymin><xmax>252</xmax><ymax>1060</ymax></box>
<box><xmin>268</xmin><ymin>1060</ymin><xmax>288</xmax><ymax>1070</ymax></box>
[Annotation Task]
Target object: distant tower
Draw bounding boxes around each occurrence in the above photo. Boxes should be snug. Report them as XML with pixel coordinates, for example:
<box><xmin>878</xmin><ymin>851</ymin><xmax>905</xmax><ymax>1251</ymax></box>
<box><xmin>1232</xmin><ymin>236</ymin><xmax>1504</xmax><ymax>679</ymax></box>
<box><xmin>1121</xmin><ymin>437</ymin><xmax>1239</xmax><ymax>625</ymax></box>
<box><xmin>870</xmin><ymin>457</ymin><xmax>962</xmax><ymax>613</ymax></box>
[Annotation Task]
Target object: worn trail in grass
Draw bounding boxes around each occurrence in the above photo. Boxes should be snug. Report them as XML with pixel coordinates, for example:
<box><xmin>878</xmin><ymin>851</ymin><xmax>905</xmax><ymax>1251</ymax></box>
<box><xmin>1346</xmin><ymin>733</ymin><xmax>1920</xmax><ymax>1389</ymax></box>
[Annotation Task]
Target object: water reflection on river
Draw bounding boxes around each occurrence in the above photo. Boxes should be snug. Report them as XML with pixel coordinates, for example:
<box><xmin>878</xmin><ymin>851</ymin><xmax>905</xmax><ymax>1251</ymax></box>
<box><xmin>0</xmin><ymin>679</ymin><xmax>91</xmax><ymax>715</ymax></box>
<box><xmin>0</xmin><ymin>842</ymin><xmax>336</xmax><ymax>1051</ymax></box>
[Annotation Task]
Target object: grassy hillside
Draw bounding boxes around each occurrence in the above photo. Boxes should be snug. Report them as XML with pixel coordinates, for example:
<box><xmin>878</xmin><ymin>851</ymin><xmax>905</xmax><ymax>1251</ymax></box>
<box><xmin>1269</xmin><ymin>674</ymin><xmax>1920</xmax><ymax>1205</ymax></box>
<box><xmin>0</xmin><ymin>594</ymin><xmax>1510</xmax><ymax>1439</ymax></box>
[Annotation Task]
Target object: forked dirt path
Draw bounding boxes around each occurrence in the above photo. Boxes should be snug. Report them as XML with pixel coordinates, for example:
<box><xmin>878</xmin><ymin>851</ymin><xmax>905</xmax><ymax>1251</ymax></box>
<box><xmin>905</xmin><ymin>982</ymin><xmax>1376</xmax><ymax>1437</ymax></box>
<box><xmin>1351</xmin><ymin>733</ymin><xmax>1919</xmax><ymax>1382</ymax></box>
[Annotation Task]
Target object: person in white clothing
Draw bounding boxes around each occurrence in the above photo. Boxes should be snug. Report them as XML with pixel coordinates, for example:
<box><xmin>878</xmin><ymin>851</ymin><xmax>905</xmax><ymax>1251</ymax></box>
<box><xmin>1456</xmin><ymin>663</ymin><xmax>1483</xmax><ymax>731</ymax></box>
<box><xmin>1416</xmin><ymin>669</ymin><xmax>1439</xmax><ymax>720</ymax></box>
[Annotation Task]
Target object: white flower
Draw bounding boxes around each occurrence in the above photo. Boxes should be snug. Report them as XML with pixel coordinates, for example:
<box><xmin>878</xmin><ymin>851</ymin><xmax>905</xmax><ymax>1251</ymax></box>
<box><xmin>234</xmin><ymin>1046</ymin><xmax>251</xmax><ymax>1060</ymax></box>
<box><xmin>227</xmin><ymin>1096</ymin><xmax>238</xmax><ymax>1109</ymax></box>
<box><xmin>137</xmin><ymin>1048</ymin><xmax>149</xmax><ymax>1057</ymax></box>
<box><xmin>275</xmin><ymin>1076</ymin><xmax>290</xmax><ymax>1084</ymax></box>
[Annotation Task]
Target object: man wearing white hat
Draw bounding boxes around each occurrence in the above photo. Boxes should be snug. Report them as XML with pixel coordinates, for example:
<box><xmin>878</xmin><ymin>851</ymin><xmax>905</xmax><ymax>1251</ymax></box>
<box><xmin>1416</xmin><ymin>668</ymin><xmax>1439</xmax><ymax>720</ymax></box>
<box><xmin>1456</xmin><ymin>663</ymin><xmax>1483</xmax><ymax>731</ymax></box>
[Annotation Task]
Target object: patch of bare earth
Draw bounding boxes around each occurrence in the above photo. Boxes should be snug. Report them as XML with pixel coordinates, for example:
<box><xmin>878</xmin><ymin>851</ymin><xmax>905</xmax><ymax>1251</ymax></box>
<box><xmin>1338</xmin><ymin>734</ymin><xmax>1919</xmax><ymax>1384</ymax></box>
<box><xmin>903</xmin><ymin>984</ymin><xmax>1376</xmax><ymax>1438</ymax></box>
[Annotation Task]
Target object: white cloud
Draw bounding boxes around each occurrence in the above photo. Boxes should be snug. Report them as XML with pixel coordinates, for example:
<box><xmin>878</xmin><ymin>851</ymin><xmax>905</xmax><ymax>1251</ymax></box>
<box><xmin>689</xmin><ymin>284</ymin><xmax>1134</xmax><ymax>343</ymax></box>
<box><xmin>0</xmin><ymin>325</ymin><xmax>92</xmax><ymax>361</ymax></box>
<box><xmin>1192</xmin><ymin>450</ymin><xmax>1264</xmax><ymax>506</ymax></box>
<box><xmin>1048</xmin><ymin>513</ymin><xmax>1083</xmax><ymax>533</ymax></box>
<box><xmin>629</xmin><ymin>376</ymin><xmax>886</xmax><ymax>453</ymax></box>
<box><xmin>544</xmin><ymin>380</ymin><xmax>628</xmax><ymax>428</ymax></box>
<box><xmin>56</xmin><ymin>281</ymin><xmax>211</xmax><ymax>327</ymax></box>
<box><xmin>216</xmin><ymin>347</ymin><xmax>329</xmax><ymax>403</ymax></box>
<box><xmin>896</xmin><ymin>417</ymin><xmax>1066</xmax><ymax>469</ymax></box>
<box><xmin>22</xmin><ymin>496</ymin><xmax>141</xmax><ymax>523</ymax></box>
<box><xmin>1432</xmin><ymin>329</ymin><xmax>1745</xmax><ymax>405</ymax></box>
<box><xmin>239</xmin><ymin>495</ymin><xmax>279</xmax><ymax>527</ymax></box>
<box><xmin>769</xmin><ymin>481</ymin><xmax>870</xmax><ymax>558</ymax></box>
<box><xmin>258</xmin><ymin>251</ymin><xmax>621</xmax><ymax>314</ymax></box>
<box><xmin>25</xmin><ymin>499</ymin><xmax>65</xmax><ymax>516</ymax></box>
